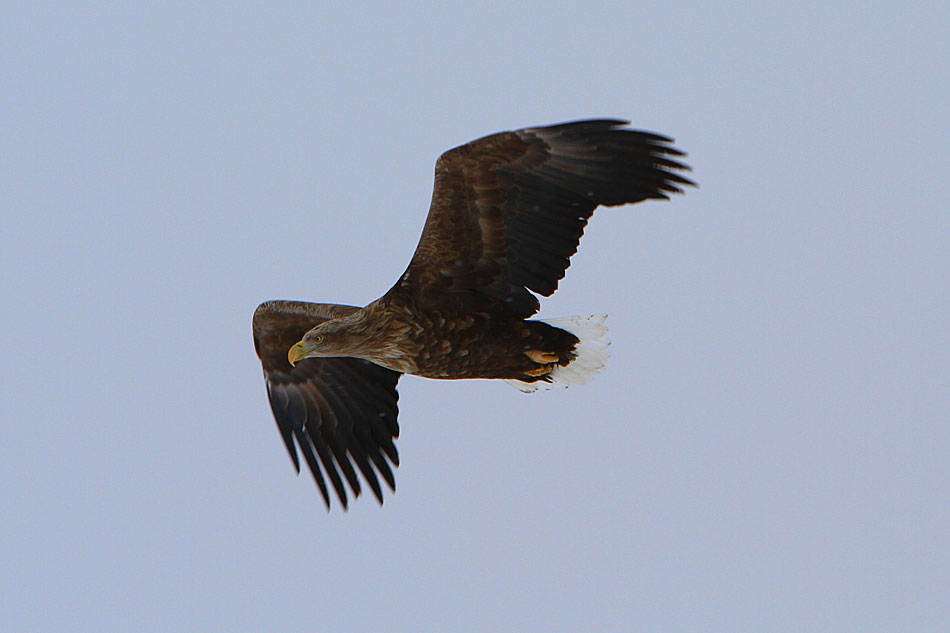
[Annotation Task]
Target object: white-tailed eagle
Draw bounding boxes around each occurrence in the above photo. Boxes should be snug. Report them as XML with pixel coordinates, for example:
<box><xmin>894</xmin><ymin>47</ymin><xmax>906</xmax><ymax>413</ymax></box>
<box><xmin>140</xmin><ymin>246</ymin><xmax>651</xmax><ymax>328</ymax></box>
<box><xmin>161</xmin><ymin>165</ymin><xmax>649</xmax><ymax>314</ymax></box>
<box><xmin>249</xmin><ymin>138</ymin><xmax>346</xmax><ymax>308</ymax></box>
<box><xmin>253</xmin><ymin>119</ymin><xmax>694</xmax><ymax>509</ymax></box>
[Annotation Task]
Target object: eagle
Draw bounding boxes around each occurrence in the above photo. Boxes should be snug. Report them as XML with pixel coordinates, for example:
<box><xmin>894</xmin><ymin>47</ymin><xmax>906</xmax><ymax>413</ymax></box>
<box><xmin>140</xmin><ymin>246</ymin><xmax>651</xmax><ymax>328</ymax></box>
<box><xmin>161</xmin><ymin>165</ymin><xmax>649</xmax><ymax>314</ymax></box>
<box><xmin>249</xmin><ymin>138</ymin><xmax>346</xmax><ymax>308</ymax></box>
<box><xmin>253</xmin><ymin>119</ymin><xmax>694</xmax><ymax>510</ymax></box>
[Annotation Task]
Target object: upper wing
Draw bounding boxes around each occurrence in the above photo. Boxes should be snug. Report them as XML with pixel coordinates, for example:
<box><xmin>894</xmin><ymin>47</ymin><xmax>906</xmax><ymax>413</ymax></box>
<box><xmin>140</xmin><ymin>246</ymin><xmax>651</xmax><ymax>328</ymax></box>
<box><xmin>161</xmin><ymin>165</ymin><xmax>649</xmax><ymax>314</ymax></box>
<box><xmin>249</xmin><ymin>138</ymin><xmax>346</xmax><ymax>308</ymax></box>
<box><xmin>397</xmin><ymin>119</ymin><xmax>694</xmax><ymax>316</ymax></box>
<box><xmin>252</xmin><ymin>300</ymin><xmax>401</xmax><ymax>510</ymax></box>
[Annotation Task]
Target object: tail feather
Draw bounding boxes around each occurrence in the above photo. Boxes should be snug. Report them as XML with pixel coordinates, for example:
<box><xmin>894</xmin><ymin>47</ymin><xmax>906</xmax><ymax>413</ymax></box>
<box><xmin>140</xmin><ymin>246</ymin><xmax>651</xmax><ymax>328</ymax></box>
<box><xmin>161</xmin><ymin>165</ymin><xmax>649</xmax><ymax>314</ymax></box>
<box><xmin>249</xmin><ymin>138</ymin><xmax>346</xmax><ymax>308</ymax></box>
<box><xmin>504</xmin><ymin>314</ymin><xmax>610</xmax><ymax>393</ymax></box>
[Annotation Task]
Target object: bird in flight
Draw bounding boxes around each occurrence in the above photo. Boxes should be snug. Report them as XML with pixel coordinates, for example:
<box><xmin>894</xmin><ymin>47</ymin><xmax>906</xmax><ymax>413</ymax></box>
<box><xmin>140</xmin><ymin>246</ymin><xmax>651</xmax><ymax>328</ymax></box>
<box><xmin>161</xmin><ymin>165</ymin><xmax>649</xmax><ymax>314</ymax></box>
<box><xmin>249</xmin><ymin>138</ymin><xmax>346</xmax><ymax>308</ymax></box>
<box><xmin>253</xmin><ymin>119</ymin><xmax>694</xmax><ymax>510</ymax></box>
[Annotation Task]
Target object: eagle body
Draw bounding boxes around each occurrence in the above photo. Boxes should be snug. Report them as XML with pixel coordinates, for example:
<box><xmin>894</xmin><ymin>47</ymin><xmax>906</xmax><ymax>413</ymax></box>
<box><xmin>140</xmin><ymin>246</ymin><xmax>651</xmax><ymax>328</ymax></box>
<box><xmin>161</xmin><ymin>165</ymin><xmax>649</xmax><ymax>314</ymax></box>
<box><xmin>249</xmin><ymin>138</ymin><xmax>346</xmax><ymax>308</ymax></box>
<box><xmin>253</xmin><ymin>119</ymin><xmax>694</xmax><ymax>509</ymax></box>
<box><xmin>293</xmin><ymin>290</ymin><xmax>582</xmax><ymax>380</ymax></box>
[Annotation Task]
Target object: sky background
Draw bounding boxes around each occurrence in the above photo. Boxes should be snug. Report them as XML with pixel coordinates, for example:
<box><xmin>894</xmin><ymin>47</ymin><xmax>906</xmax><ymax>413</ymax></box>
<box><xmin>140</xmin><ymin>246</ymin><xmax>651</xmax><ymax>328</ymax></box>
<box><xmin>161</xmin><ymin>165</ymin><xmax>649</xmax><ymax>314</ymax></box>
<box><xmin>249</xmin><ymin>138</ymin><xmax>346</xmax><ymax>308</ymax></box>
<box><xmin>3</xmin><ymin>2</ymin><xmax>948</xmax><ymax>631</ymax></box>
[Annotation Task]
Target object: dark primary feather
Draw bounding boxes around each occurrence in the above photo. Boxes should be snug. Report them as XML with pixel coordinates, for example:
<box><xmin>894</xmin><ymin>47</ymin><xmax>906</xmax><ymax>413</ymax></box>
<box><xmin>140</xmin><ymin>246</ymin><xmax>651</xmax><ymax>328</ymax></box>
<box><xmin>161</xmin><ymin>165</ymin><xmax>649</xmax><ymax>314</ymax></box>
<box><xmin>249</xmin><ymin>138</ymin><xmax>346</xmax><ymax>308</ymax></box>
<box><xmin>253</xmin><ymin>301</ymin><xmax>401</xmax><ymax>510</ymax></box>
<box><xmin>397</xmin><ymin>119</ymin><xmax>694</xmax><ymax>316</ymax></box>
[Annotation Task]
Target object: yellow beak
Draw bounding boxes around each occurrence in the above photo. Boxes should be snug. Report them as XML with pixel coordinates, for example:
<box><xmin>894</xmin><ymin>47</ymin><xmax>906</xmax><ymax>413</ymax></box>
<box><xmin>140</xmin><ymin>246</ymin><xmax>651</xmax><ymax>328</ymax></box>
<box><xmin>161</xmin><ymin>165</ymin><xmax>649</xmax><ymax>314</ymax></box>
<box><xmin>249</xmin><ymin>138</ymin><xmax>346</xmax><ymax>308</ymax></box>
<box><xmin>287</xmin><ymin>341</ymin><xmax>310</xmax><ymax>367</ymax></box>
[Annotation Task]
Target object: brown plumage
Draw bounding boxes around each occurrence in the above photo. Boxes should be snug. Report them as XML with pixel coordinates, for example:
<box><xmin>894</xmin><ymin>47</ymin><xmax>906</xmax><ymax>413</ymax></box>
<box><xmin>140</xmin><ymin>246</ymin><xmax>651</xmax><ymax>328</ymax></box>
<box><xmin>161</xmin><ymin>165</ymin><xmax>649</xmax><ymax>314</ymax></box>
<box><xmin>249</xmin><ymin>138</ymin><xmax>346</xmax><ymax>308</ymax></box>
<box><xmin>253</xmin><ymin>119</ymin><xmax>694</xmax><ymax>509</ymax></box>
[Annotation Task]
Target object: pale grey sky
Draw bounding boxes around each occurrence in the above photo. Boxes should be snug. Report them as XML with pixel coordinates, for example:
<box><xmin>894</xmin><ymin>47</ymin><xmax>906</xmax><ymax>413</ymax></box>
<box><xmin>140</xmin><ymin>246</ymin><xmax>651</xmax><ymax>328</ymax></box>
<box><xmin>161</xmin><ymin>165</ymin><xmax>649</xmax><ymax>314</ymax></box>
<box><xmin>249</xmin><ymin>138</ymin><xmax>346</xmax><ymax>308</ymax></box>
<box><xmin>3</xmin><ymin>2</ymin><xmax>948</xmax><ymax>631</ymax></box>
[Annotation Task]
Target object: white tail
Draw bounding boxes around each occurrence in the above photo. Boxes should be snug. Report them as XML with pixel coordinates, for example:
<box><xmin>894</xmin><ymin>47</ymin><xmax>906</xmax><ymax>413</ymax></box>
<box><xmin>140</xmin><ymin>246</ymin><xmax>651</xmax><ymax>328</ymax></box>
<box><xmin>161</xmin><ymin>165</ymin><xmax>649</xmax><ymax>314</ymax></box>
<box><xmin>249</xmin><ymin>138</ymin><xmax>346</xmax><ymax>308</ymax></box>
<box><xmin>504</xmin><ymin>314</ymin><xmax>610</xmax><ymax>393</ymax></box>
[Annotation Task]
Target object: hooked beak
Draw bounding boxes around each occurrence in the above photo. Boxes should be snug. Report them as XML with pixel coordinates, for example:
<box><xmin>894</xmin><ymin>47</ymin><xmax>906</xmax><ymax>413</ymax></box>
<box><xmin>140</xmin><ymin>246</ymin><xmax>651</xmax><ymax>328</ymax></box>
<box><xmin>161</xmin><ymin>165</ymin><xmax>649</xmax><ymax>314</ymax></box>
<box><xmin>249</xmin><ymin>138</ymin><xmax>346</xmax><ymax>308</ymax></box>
<box><xmin>287</xmin><ymin>340</ymin><xmax>310</xmax><ymax>367</ymax></box>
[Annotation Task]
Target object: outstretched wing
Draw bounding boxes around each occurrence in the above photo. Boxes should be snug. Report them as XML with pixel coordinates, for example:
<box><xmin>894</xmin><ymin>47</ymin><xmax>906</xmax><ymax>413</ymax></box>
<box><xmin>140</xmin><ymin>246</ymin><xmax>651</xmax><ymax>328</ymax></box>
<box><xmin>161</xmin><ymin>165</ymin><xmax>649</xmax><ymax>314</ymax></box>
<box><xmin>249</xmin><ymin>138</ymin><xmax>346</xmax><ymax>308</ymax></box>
<box><xmin>397</xmin><ymin>119</ymin><xmax>694</xmax><ymax>316</ymax></box>
<box><xmin>253</xmin><ymin>301</ymin><xmax>401</xmax><ymax>510</ymax></box>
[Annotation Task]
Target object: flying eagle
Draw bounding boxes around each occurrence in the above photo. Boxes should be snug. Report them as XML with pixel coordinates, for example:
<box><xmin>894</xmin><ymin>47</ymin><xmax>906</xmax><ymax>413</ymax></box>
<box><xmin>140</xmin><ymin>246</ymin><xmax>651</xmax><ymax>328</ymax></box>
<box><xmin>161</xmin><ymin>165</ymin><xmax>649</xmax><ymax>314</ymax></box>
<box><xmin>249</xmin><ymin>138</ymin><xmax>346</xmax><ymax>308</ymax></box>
<box><xmin>253</xmin><ymin>119</ymin><xmax>694</xmax><ymax>509</ymax></box>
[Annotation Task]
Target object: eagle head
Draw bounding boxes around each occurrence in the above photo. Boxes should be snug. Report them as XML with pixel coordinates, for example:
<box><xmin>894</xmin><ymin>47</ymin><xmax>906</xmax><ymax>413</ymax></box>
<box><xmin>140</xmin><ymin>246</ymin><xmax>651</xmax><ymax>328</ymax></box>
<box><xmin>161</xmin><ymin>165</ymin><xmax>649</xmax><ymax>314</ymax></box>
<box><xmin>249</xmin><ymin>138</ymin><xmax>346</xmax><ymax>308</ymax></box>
<box><xmin>287</xmin><ymin>318</ymin><xmax>362</xmax><ymax>366</ymax></box>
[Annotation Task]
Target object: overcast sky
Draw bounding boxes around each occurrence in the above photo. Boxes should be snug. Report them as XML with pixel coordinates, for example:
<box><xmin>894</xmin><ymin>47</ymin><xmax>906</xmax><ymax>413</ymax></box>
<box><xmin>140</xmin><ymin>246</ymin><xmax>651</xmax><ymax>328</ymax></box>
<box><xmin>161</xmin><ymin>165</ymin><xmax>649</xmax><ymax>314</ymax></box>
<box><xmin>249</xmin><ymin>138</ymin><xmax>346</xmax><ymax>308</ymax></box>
<box><xmin>3</xmin><ymin>2</ymin><xmax>948</xmax><ymax>632</ymax></box>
